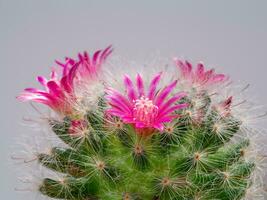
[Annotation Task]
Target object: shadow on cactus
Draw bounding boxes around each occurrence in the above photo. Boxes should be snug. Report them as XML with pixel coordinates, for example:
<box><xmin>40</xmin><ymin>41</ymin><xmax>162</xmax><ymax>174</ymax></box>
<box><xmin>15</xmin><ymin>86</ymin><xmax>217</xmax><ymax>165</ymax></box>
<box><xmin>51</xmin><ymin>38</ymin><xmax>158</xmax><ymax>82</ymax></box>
<box><xmin>16</xmin><ymin>46</ymin><xmax>267</xmax><ymax>200</ymax></box>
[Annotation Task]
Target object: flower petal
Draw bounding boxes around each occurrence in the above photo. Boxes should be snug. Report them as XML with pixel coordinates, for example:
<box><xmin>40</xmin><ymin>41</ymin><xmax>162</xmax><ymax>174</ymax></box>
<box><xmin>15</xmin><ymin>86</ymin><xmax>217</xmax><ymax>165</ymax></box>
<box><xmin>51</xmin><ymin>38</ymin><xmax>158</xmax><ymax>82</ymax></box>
<box><xmin>148</xmin><ymin>72</ymin><xmax>161</xmax><ymax>99</ymax></box>
<box><xmin>106</xmin><ymin>95</ymin><xmax>132</xmax><ymax>114</ymax></box>
<box><xmin>158</xmin><ymin>103</ymin><xmax>188</xmax><ymax>118</ymax></box>
<box><xmin>37</xmin><ymin>76</ymin><xmax>47</xmax><ymax>87</ymax></box>
<box><xmin>155</xmin><ymin>80</ymin><xmax>178</xmax><ymax>106</ymax></box>
<box><xmin>106</xmin><ymin>87</ymin><xmax>133</xmax><ymax>108</ymax></box>
<box><xmin>100</xmin><ymin>45</ymin><xmax>113</xmax><ymax>61</ymax></box>
<box><xmin>136</xmin><ymin>73</ymin><xmax>144</xmax><ymax>97</ymax></box>
<box><xmin>124</xmin><ymin>75</ymin><xmax>137</xmax><ymax>101</ymax></box>
<box><xmin>153</xmin><ymin>123</ymin><xmax>164</xmax><ymax>131</ymax></box>
<box><xmin>159</xmin><ymin>92</ymin><xmax>187</xmax><ymax>113</ymax></box>
<box><xmin>195</xmin><ymin>63</ymin><xmax>205</xmax><ymax>80</ymax></box>
<box><xmin>211</xmin><ymin>74</ymin><xmax>227</xmax><ymax>83</ymax></box>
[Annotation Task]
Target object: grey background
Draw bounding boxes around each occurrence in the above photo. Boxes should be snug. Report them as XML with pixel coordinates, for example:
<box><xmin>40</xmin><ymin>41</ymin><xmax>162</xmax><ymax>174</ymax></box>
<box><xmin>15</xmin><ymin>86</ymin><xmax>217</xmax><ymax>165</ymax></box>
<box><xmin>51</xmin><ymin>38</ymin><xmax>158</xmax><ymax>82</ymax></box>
<box><xmin>1</xmin><ymin>0</ymin><xmax>267</xmax><ymax>199</ymax></box>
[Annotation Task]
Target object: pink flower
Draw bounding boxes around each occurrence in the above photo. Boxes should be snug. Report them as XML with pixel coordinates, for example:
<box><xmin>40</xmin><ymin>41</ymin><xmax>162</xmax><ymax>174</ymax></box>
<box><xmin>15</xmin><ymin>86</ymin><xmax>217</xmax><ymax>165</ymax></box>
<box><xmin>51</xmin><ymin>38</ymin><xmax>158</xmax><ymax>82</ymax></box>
<box><xmin>56</xmin><ymin>45</ymin><xmax>112</xmax><ymax>84</ymax></box>
<box><xmin>174</xmin><ymin>59</ymin><xmax>228</xmax><ymax>88</ymax></box>
<box><xmin>105</xmin><ymin>73</ymin><xmax>188</xmax><ymax>134</ymax></box>
<box><xmin>17</xmin><ymin>68</ymin><xmax>76</xmax><ymax>114</ymax></box>
<box><xmin>17</xmin><ymin>46</ymin><xmax>112</xmax><ymax>115</ymax></box>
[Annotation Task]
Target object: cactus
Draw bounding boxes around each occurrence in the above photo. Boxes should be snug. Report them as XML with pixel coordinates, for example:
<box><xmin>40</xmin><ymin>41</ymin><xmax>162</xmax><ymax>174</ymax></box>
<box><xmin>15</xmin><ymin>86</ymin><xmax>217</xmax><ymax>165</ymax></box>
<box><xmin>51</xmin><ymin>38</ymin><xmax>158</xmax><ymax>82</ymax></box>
<box><xmin>16</xmin><ymin>47</ymin><xmax>266</xmax><ymax>200</ymax></box>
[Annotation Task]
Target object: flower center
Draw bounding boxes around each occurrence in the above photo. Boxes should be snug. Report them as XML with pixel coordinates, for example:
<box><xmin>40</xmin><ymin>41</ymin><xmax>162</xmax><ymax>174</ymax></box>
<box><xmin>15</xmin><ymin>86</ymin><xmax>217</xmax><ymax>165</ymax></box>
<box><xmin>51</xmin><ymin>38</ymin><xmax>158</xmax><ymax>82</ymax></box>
<box><xmin>133</xmin><ymin>96</ymin><xmax>158</xmax><ymax>126</ymax></box>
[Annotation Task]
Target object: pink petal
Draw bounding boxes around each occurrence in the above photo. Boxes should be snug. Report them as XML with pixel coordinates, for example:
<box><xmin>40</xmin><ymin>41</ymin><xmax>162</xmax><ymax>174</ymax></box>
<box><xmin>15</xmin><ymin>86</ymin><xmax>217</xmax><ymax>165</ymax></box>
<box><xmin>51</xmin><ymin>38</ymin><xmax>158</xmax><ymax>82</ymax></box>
<box><xmin>204</xmin><ymin>69</ymin><xmax>215</xmax><ymax>81</ymax></box>
<box><xmin>158</xmin><ymin>103</ymin><xmax>188</xmax><ymax>118</ymax></box>
<box><xmin>106</xmin><ymin>108</ymin><xmax>126</xmax><ymax>117</ymax></box>
<box><xmin>156</xmin><ymin>113</ymin><xmax>181</xmax><ymax>123</ymax></box>
<box><xmin>121</xmin><ymin>116</ymin><xmax>135</xmax><ymax>123</ymax></box>
<box><xmin>67</xmin><ymin>63</ymin><xmax>79</xmax><ymax>85</ymax></box>
<box><xmin>211</xmin><ymin>74</ymin><xmax>227</xmax><ymax>83</ymax></box>
<box><xmin>92</xmin><ymin>50</ymin><xmax>102</xmax><ymax>66</ymax></box>
<box><xmin>185</xmin><ymin>61</ymin><xmax>193</xmax><ymax>76</ymax></box>
<box><xmin>106</xmin><ymin>87</ymin><xmax>133</xmax><ymax>108</ymax></box>
<box><xmin>82</xmin><ymin>51</ymin><xmax>93</xmax><ymax>71</ymax></box>
<box><xmin>55</xmin><ymin>60</ymin><xmax>66</xmax><ymax>68</ymax></box>
<box><xmin>159</xmin><ymin>92</ymin><xmax>187</xmax><ymax>112</ymax></box>
<box><xmin>155</xmin><ymin>80</ymin><xmax>178</xmax><ymax>106</ymax></box>
<box><xmin>174</xmin><ymin>59</ymin><xmax>184</xmax><ymax>71</ymax></box>
<box><xmin>153</xmin><ymin>123</ymin><xmax>164</xmax><ymax>131</ymax></box>
<box><xmin>148</xmin><ymin>72</ymin><xmax>162</xmax><ymax>99</ymax></box>
<box><xmin>50</xmin><ymin>69</ymin><xmax>58</xmax><ymax>79</ymax></box>
<box><xmin>100</xmin><ymin>45</ymin><xmax>113</xmax><ymax>61</ymax></box>
<box><xmin>67</xmin><ymin>58</ymin><xmax>76</xmax><ymax>66</ymax></box>
<box><xmin>46</xmin><ymin>81</ymin><xmax>64</xmax><ymax>98</ymax></box>
<box><xmin>123</xmin><ymin>75</ymin><xmax>136</xmax><ymax>101</ymax></box>
<box><xmin>23</xmin><ymin>89</ymin><xmax>57</xmax><ymax>102</ymax></box>
<box><xmin>55</xmin><ymin>60</ymin><xmax>70</xmax><ymax>77</ymax></box>
<box><xmin>28</xmin><ymin>98</ymin><xmax>52</xmax><ymax>105</ymax></box>
<box><xmin>195</xmin><ymin>63</ymin><xmax>205</xmax><ymax>80</ymax></box>
<box><xmin>135</xmin><ymin>122</ymin><xmax>146</xmax><ymax>128</ymax></box>
<box><xmin>16</xmin><ymin>93</ymin><xmax>53</xmax><ymax>107</ymax></box>
<box><xmin>106</xmin><ymin>95</ymin><xmax>132</xmax><ymax>114</ymax></box>
<box><xmin>175</xmin><ymin>60</ymin><xmax>191</xmax><ymax>78</ymax></box>
<box><xmin>37</xmin><ymin>76</ymin><xmax>47</xmax><ymax>87</ymax></box>
<box><xmin>83</xmin><ymin>51</ymin><xmax>89</xmax><ymax>61</ymax></box>
<box><xmin>60</xmin><ymin>76</ymin><xmax>72</xmax><ymax>94</ymax></box>
<box><xmin>24</xmin><ymin>88</ymin><xmax>44</xmax><ymax>93</ymax></box>
<box><xmin>136</xmin><ymin>73</ymin><xmax>144</xmax><ymax>97</ymax></box>
<box><xmin>16</xmin><ymin>94</ymin><xmax>36</xmax><ymax>101</ymax></box>
<box><xmin>78</xmin><ymin>53</ymin><xmax>84</xmax><ymax>61</ymax></box>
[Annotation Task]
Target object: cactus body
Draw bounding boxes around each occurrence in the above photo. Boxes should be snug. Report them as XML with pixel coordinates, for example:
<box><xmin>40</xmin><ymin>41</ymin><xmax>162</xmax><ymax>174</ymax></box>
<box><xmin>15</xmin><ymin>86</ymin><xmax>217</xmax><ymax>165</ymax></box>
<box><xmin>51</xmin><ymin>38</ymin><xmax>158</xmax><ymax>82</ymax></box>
<box><xmin>17</xmin><ymin>47</ymin><xmax>266</xmax><ymax>200</ymax></box>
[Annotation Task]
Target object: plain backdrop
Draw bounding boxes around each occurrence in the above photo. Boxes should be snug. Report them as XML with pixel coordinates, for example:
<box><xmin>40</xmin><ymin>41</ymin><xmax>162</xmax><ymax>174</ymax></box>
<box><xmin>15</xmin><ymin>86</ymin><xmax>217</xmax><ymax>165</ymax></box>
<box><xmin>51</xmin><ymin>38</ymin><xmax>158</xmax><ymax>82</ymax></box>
<box><xmin>0</xmin><ymin>0</ymin><xmax>267</xmax><ymax>199</ymax></box>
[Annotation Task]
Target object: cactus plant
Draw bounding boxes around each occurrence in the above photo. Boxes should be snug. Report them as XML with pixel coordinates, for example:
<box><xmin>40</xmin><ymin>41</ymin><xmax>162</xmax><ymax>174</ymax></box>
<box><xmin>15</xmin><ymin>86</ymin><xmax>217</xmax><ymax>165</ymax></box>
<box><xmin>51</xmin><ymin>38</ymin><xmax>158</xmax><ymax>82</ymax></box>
<box><xmin>16</xmin><ymin>46</ymin><xmax>266</xmax><ymax>200</ymax></box>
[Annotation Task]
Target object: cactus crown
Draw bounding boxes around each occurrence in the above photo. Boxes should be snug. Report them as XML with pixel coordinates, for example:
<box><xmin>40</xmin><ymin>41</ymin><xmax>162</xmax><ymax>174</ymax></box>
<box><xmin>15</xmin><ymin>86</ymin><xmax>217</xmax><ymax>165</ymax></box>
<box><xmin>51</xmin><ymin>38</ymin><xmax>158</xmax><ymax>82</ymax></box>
<box><xmin>16</xmin><ymin>47</ymin><xmax>266</xmax><ymax>200</ymax></box>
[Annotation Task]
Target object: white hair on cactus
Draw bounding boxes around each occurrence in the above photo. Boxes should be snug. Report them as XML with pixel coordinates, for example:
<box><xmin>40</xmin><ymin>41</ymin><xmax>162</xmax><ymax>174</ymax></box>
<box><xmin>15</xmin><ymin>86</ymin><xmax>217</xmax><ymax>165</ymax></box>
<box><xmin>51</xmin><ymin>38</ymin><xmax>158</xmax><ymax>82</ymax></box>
<box><xmin>103</xmin><ymin>52</ymin><xmax>177</xmax><ymax>94</ymax></box>
<box><xmin>11</xmin><ymin>132</ymin><xmax>67</xmax><ymax>200</ymax></box>
<box><xmin>73</xmin><ymin>79</ymin><xmax>105</xmax><ymax>115</ymax></box>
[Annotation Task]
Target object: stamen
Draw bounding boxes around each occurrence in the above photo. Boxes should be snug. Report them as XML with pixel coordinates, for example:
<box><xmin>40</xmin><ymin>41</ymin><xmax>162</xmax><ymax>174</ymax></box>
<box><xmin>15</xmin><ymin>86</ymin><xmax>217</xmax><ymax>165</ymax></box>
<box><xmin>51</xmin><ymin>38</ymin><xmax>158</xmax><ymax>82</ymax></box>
<box><xmin>133</xmin><ymin>96</ymin><xmax>158</xmax><ymax>126</ymax></box>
